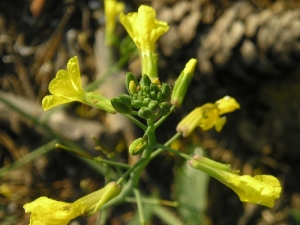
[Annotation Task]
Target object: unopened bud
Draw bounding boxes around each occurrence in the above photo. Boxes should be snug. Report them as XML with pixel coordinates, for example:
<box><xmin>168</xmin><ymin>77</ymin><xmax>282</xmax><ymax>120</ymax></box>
<box><xmin>138</xmin><ymin>107</ymin><xmax>153</xmax><ymax>119</ymax></box>
<box><xmin>171</xmin><ymin>58</ymin><xmax>197</xmax><ymax>107</ymax></box>
<box><xmin>129</xmin><ymin>137</ymin><xmax>148</xmax><ymax>155</ymax></box>
<box><xmin>111</xmin><ymin>98</ymin><xmax>132</xmax><ymax>114</ymax></box>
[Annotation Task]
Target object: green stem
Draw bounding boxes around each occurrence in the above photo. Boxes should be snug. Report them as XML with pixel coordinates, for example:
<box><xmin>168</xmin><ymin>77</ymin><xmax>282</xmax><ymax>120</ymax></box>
<box><xmin>134</xmin><ymin>188</ymin><xmax>146</xmax><ymax>225</ymax></box>
<box><xmin>0</xmin><ymin>93</ymin><xmax>118</xmax><ymax>179</ymax></box>
<box><xmin>123</xmin><ymin>114</ymin><xmax>147</xmax><ymax>131</ymax></box>
<box><xmin>150</xmin><ymin>132</ymin><xmax>182</xmax><ymax>159</ymax></box>
<box><xmin>56</xmin><ymin>143</ymin><xmax>130</xmax><ymax>169</ymax></box>
<box><xmin>154</xmin><ymin>105</ymin><xmax>176</xmax><ymax>129</ymax></box>
<box><xmin>155</xmin><ymin>144</ymin><xmax>193</xmax><ymax>160</ymax></box>
<box><xmin>125</xmin><ymin>197</ymin><xmax>178</xmax><ymax>207</ymax></box>
<box><xmin>140</xmin><ymin>51</ymin><xmax>158</xmax><ymax>80</ymax></box>
<box><xmin>84</xmin><ymin>52</ymin><xmax>131</xmax><ymax>91</ymax></box>
<box><xmin>0</xmin><ymin>140</ymin><xmax>57</xmax><ymax>177</ymax></box>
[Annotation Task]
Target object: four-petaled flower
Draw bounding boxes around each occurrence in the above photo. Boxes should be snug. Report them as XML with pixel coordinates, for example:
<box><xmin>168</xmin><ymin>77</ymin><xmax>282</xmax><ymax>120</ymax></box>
<box><xmin>189</xmin><ymin>155</ymin><xmax>282</xmax><ymax>208</ymax></box>
<box><xmin>24</xmin><ymin>182</ymin><xmax>121</xmax><ymax>225</ymax></box>
<box><xmin>42</xmin><ymin>56</ymin><xmax>116</xmax><ymax>114</ymax></box>
<box><xmin>177</xmin><ymin>96</ymin><xmax>240</xmax><ymax>136</ymax></box>
<box><xmin>119</xmin><ymin>5</ymin><xmax>169</xmax><ymax>53</ymax></box>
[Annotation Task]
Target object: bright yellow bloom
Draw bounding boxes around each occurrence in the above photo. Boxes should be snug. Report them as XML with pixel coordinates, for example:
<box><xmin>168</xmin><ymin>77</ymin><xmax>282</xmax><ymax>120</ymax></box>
<box><xmin>24</xmin><ymin>182</ymin><xmax>121</xmax><ymax>225</ymax></box>
<box><xmin>42</xmin><ymin>56</ymin><xmax>116</xmax><ymax>114</ymax></box>
<box><xmin>104</xmin><ymin>0</ymin><xmax>125</xmax><ymax>45</ymax></box>
<box><xmin>119</xmin><ymin>5</ymin><xmax>169</xmax><ymax>53</ymax></box>
<box><xmin>177</xmin><ymin>96</ymin><xmax>240</xmax><ymax>136</ymax></box>
<box><xmin>189</xmin><ymin>155</ymin><xmax>282</xmax><ymax>207</ymax></box>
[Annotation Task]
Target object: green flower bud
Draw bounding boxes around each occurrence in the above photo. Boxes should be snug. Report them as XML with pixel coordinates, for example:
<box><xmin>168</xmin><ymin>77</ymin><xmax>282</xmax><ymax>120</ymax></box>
<box><xmin>143</xmin><ymin>98</ymin><xmax>151</xmax><ymax>106</ymax></box>
<box><xmin>161</xmin><ymin>83</ymin><xmax>171</xmax><ymax>100</ymax></box>
<box><xmin>142</xmin><ymin>86</ymin><xmax>150</xmax><ymax>94</ymax></box>
<box><xmin>131</xmin><ymin>100</ymin><xmax>144</xmax><ymax>108</ymax></box>
<box><xmin>148</xmin><ymin>100</ymin><xmax>159</xmax><ymax>111</ymax></box>
<box><xmin>129</xmin><ymin>137</ymin><xmax>148</xmax><ymax>156</ymax></box>
<box><xmin>156</xmin><ymin>92</ymin><xmax>163</xmax><ymax>103</ymax></box>
<box><xmin>125</xmin><ymin>72</ymin><xmax>138</xmax><ymax>95</ymax></box>
<box><xmin>150</xmin><ymin>83</ymin><xmax>160</xmax><ymax>92</ymax></box>
<box><xmin>159</xmin><ymin>102</ymin><xmax>171</xmax><ymax>116</ymax></box>
<box><xmin>140</xmin><ymin>74</ymin><xmax>151</xmax><ymax>87</ymax></box>
<box><xmin>138</xmin><ymin>107</ymin><xmax>153</xmax><ymax>119</ymax></box>
<box><xmin>171</xmin><ymin>58</ymin><xmax>197</xmax><ymax>107</ymax></box>
<box><xmin>150</xmin><ymin>91</ymin><xmax>156</xmax><ymax>99</ymax></box>
<box><xmin>111</xmin><ymin>98</ymin><xmax>132</xmax><ymax>114</ymax></box>
<box><xmin>133</xmin><ymin>93</ymin><xmax>138</xmax><ymax>99</ymax></box>
<box><xmin>119</xmin><ymin>94</ymin><xmax>132</xmax><ymax>107</ymax></box>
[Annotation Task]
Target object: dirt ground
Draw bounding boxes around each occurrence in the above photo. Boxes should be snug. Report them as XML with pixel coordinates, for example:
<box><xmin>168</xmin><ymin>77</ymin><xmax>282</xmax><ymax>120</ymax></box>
<box><xmin>1</xmin><ymin>0</ymin><xmax>300</xmax><ymax>224</ymax></box>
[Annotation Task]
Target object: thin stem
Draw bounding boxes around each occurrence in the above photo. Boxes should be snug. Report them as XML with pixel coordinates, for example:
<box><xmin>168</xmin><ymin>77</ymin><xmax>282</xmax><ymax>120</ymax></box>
<box><xmin>0</xmin><ymin>140</ymin><xmax>57</xmax><ymax>177</ymax></box>
<box><xmin>123</xmin><ymin>114</ymin><xmax>147</xmax><ymax>131</ymax></box>
<box><xmin>133</xmin><ymin>188</ymin><xmax>146</xmax><ymax>225</ymax></box>
<box><xmin>0</xmin><ymin>93</ymin><xmax>118</xmax><ymax>179</ymax></box>
<box><xmin>155</xmin><ymin>144</ymin><xmax>193</xmax><ymax>160</ymax></box>
<box><xmin>150</xmin><ymin>132</ymin><xmax>182</xmax><ymax>159</ymax></box>
<box><xmin>56</xmin><ymin>144</ymin><xmax>130</xmax><ymax>169</ymax></box>
<box><xmin>125</xmin><ymin>197</ymin><xmax>178</xmax><ymax>207</ymax></box>
<box><xmin>84</xmin><ymin>52</ymin><xmax>131</xmax><ymax>91</ymax></box>
<box><xmin>116</xmin><ymin>157</ymin><xmax>147</xmax><ymax>185</ymax></box>
<box><xmin>154</xmin><ymin>105</ymin><xmax>176</xmax><ymax>129</ymax></box>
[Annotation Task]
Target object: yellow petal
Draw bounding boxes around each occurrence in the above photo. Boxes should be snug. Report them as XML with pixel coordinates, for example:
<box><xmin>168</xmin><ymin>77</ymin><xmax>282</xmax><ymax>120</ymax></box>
<box><xmin>49</xmin><ymin>57</ymin><xmax>83</xmax><ymax>96</ymax></box>
<box><xmin>105</xmin><ymin>0</ymin><xmax>125</xmax><ymax>33</ymax></box>
<box><xmin>226</xmin><ymin>174</ymin><xmax>282</xmax><ymax>207</ymax></box>
<box><xmin>199</xmin><ymin>104</ymin><xmax>219</xmax><ymax>131</ymax></box>
<box><xmin>42</xmin><ymin>95</ymin><xmax>78</xmax><ymax>111</ymax></box>
<box><xmin>24</xmin><ymin>197</ymin><xmax>77</xmax><ymax>225</ymax></box>
<box><xmin>119</xmin><ymin>5</ymin><xmax>169</xmax><ymax>52</ymax></box>
<box><xmin>215</xmin><ymin>96</ymin><xmax>240</xmax><ymax>115</ymax></box>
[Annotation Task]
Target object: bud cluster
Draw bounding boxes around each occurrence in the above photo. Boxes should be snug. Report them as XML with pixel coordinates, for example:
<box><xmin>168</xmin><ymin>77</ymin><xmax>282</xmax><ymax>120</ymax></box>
<box><xmin>111</xmin><ymin>73</ymin><xmax>172</xmax><ymax>119</ymax></box>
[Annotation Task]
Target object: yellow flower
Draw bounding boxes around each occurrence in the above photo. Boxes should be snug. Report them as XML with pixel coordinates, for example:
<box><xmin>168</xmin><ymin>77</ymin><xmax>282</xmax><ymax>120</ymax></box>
<box><xmin>119</xmin><ymin>5</ymin><xmax>169</xmax><ymax>53</ymax></box>
<box><xmin>189</xmin><ymin>156</ymin><xmax>282</xmax><ymax>208</ymax></box>
<box><xmin>104</xmin><ymin>0</ymin><xmax>125</xmax><ymax>45</ymax></box>
<box><xmin>42</xmin><ymin>56</ymin><xmax>116</xmax><ymax>114</ymax></box>
<box><xmin>24</xmin><ymin>182</ymin><xmax>121</xmax><ymax>225</ymax></box>
<box><xmin>177</xmin><ymin>96</ymin><xmax>240</xmax><ymax>136</ymax></box>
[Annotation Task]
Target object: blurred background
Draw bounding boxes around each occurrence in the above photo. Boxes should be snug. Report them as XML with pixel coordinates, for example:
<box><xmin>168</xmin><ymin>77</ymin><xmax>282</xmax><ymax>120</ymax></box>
<box><xmin>1</xmin><ymin>0</ymin><xmax>300</xmax><ymax>224</ymax></box>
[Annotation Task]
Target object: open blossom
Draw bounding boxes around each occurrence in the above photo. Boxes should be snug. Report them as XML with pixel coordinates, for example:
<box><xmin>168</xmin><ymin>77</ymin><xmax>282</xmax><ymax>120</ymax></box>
<box><xmin>42</xmin><ymin>56</ymin><xmax>116</xmax><ymax>114</ymax></box>
<box><xmin>24</xmin><ymin>182</ymin><xmax>121</xmax><ymax>225</ymax></box>
<box><xmin>189</xmin><ymin>155</ymin><xmax>282</xmax><ymax>208</ymax></box>
<box><xmin>177</xmin><ymin>96</ymin><xmax>240</xmax><ymax>136</ymax></box>
<box><xmin>119</xmin><ymin>5</ymin><xmax>169</xmax><ymax>53</ymax></box>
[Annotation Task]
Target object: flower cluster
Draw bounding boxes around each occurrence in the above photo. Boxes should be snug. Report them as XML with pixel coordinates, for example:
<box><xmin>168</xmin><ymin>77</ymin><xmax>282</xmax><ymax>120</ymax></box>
<box><xmin>111</xmin><ymin>73</ymin><xmax>172</xmax><ymax>120</ymax></box>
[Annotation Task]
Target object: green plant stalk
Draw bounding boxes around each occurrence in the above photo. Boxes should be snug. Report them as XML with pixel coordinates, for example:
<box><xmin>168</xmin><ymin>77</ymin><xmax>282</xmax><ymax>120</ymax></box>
<box><xmin>140</xmin><ymin>51</ymin><xmax>158</xmax><ymax>80</ymax></box>
<box><xmin>0</xmin><ymin>139</ymin><xmax>57</xmax><ymax>177</ymax></box>
<box><xmin>154</xmin><ymin>105</ymin><xmax>176</xmax><ymax>129</ymax></box>
<box><xmin>0</xmin><ymin>94</ymin><xmax>118</xmax><ymax>179</ymax></box>
<box><xmin>134</xmin><ymin>188</ymin><xmax>146</xmax><ymax>225</ymax></box>
<box><xmin>55</xmin><ymin>143</ymin><xmax>130</xmax><ymax>169</ymax></box>
<box><xmin>155</xmin><ymin>144</ymin><xmax>193</xmax><ymax>161</ymax></box>
<box><xmin>124</xmin><ymin>114</ymin><xmax>147</xmax><ymax>131</ymax></box>
<box><xmin>125</xmin><ymin>197</ymin><xmax>178</xmax><ymax>207</ymax></box>
<box><xmin>84</xmin><ymin>52</ymin><xmax>131</xmax><ymax>91</ymax></box>
<box><xmin>102</xmin><ymin>132</ymin><xmax>182</xmax><ymax>210</ymax></box>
